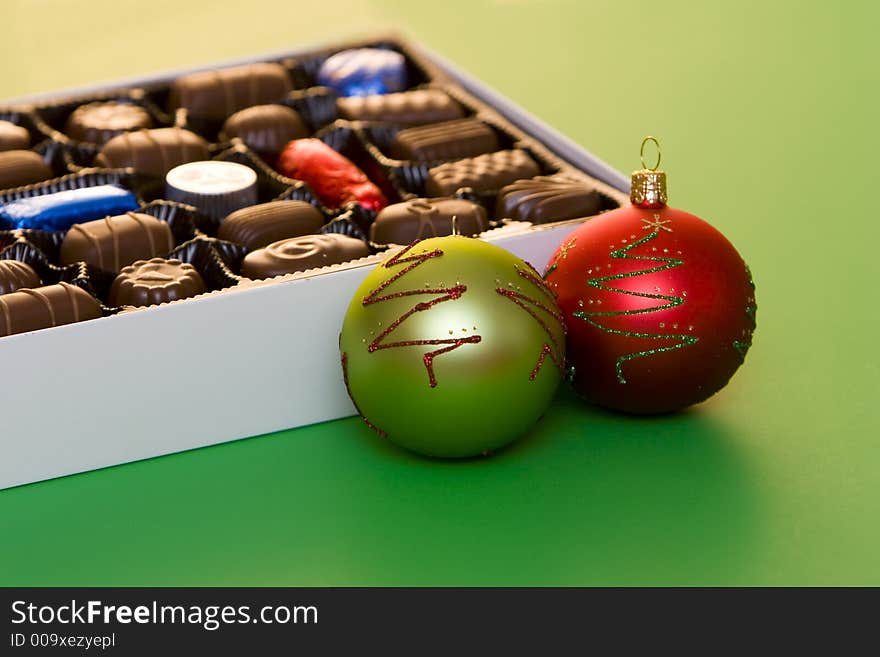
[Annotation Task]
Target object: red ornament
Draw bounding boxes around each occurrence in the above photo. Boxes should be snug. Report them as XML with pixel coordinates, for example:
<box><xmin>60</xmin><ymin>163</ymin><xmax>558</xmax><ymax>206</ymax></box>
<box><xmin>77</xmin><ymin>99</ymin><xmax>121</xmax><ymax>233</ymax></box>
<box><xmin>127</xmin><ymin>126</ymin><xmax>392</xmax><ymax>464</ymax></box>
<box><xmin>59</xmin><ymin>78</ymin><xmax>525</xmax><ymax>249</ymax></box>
<box><xmin>277</xmin><ymin>138</ymin><xmax>387</xmax><ymax>211</ymax></box>
<box><xmin>544</xmin><ymin>138</ymin><xmax>756</xmax><ymax>414</ymax></box>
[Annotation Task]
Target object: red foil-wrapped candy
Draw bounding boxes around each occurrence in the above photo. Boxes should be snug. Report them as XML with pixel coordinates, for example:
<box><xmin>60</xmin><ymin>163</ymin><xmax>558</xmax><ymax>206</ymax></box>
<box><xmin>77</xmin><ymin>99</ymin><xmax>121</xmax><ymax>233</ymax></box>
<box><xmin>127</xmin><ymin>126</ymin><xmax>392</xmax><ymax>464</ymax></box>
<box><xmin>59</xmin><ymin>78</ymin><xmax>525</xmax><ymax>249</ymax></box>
<box><xmin>276</xmin><ymin>138</ymin><xmax>387</xmax><ymax>211</ymax></box>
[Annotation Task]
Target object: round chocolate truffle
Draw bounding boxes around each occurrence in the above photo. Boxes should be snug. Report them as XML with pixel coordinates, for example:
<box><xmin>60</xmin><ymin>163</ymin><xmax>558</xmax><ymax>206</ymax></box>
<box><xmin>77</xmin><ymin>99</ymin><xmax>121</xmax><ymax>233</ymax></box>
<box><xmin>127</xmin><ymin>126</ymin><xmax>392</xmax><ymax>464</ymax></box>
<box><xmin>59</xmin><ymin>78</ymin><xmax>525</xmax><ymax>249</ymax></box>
<box><xmin>218</xmin><ymin>200</ymin><xmax>324</xmax><ymax>251</ymax></box>
<box><xmin>0</xmin><ymin>260</ymin><xmax>40</xmax><ymax>295</ymax></box>
<box><xmin>109</xmin><ymin>258</ymin><xmax>206</xmax><ymax>307</ymax></box>
<box><xmin>220</xmin><ymin>105</ymin><xmax>308</xmax><ymax>155</ymax></box>
<box><xmin>241</xmin><ymin>233</ymin><xmax>369</xmax><ymax>279</ymax></box>
<box><xmin>0</xmin><ymin>120</ymin><xmax>30</xmax><ymax>152</ymax></box>
<box><xmin>65</xmin><ymin>101</ymin><xmax>154</xmax><ymax>145</ymax></box>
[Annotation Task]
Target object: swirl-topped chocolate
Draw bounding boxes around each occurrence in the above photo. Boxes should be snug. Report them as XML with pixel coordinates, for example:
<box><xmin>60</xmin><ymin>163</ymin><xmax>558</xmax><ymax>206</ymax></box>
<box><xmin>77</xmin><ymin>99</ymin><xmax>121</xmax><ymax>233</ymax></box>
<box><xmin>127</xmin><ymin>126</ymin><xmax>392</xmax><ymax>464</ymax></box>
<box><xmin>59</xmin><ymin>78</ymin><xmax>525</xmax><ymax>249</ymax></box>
<box><xmin>241</xmin><ymin>233</ymin><xmax>369</xmax><ymax>279</ymax></box>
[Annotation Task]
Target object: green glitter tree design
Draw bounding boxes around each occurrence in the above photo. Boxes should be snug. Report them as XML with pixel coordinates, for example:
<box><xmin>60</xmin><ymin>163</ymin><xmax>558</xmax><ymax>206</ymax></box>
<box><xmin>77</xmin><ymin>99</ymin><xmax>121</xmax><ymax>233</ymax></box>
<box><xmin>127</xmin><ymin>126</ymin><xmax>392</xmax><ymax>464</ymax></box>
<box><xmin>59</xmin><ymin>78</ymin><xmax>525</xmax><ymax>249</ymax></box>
<box><xmin>573</xmin><ymin>229</ymin><xmax>699</xmax><ymax>384</ymax></box>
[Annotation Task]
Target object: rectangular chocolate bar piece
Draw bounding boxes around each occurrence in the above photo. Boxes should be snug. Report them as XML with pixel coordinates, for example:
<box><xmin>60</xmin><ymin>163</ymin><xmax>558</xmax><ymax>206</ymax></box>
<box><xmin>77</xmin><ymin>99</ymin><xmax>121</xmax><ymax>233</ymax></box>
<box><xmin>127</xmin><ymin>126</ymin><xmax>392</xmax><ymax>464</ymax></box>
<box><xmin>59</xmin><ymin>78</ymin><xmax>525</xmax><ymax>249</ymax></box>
<box><xmin>337</xmin><ymin>88</ymin><xmax>465</xmax><ymax>126</ymax></box>
<box><xmin>388</xmin><ymin>118</ymin><xmax>499</xmax><ymax>161</ymax></box>
<box><xmin>425</xmin><ymin>149</ymin><xmax>541</xmax><ymax>196</ymax></box>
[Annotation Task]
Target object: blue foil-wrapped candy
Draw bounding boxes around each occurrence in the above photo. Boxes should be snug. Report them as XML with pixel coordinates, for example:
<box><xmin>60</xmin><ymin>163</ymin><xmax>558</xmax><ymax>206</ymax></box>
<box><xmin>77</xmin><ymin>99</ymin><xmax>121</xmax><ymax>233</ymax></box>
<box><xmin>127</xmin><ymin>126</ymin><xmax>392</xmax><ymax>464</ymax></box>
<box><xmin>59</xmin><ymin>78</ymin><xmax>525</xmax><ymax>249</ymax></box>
<box><xmin>317</xmin><ymin>48</ymin><xmax>407</xmax><ymax>97</ymax></box>
<box><xmin>0</xmin><ymin>185</ymin><xmax>139</xmax><ymax>231</ymax></box>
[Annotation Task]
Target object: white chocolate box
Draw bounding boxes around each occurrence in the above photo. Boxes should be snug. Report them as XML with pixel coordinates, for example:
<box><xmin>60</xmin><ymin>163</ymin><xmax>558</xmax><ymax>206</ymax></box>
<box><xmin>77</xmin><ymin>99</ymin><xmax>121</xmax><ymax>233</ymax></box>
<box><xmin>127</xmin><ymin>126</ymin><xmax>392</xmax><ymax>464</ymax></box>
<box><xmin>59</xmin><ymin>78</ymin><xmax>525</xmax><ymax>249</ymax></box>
<box><xmin>0</xmin><ymin>36</ymin><xmax>629</xmax><ymax>490</ymax></box>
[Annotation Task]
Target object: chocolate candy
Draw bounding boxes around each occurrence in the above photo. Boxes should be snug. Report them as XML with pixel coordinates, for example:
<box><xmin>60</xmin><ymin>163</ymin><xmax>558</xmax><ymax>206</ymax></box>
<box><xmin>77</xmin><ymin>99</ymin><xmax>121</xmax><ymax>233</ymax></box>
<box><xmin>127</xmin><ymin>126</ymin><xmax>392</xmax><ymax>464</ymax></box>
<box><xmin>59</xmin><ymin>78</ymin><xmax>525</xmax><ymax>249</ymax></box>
<box><xmin>276</xmin><ymin>138</ymin><xmax>387</xmax><ymax>211</ymax></box>
<box><xmin>218</xmin><ymin>200</ymin><xmax>324</xmax><ymax>251</ymax></box>
<box><xmin>220</xmin><ymin>105</ymin><xmax>308</xmax><ymax>155</ymax></box>
<box><xmin>317</xmin><ymin>48</ymin><xmax>407</xmax><ymax>97</ymax></box>
<box><xmin>109</xmin><ymin>258</ymin><xmax>206</xmax><ymax>307</ymax></box>
<box><xmin>95</xmin><ymin>128</ymin><xmax>210</xmax><ymax>178</ymax></box>
<box><xmin>388</xmin><ymin>118</ymin><xmax>498</xmax><ymax>162</ymax></box>
<box><xmin>171</xmin><ymin>63</ymin><xmax>292</xmax><ymax>121</ymax></box>
<box><xmin>495</xmin><ymin>175</ymin><xmax>602</xmax><ymax>224</ymax></box>
<box><xmin>0</xmin><ymin>184</ymin><xmax>139</xmax><ymax>231</ymax></box>
<box><xmin>370</xmin><ymin>198</ymin><xmax>487</xmax><ymax>245</ymax></box>
<box><xmin>0</xmin><ymin>282</ymin><xmax>101</xmax><ymax>338</ymax></box>
<box><xmin>0</xmin><ymin>120</ymin><xmax>30</xmax><ymax>151</ymax></box>
<box><xmin>0</xmin><ymin>260</ymin><xmax>40</xmax><ymax>295</ymax></box>
<box><xmin>241</xmin><ymin>233</ymin><xmax>369</xmax><ymax>279</ymax></box>
<box><xmin>0</xmin><ymin>150</ymin><xmax>52</xmax><ymax>190</ymax></box>
<box><xmin>60</xmin><ymin>212</ymin><xmax>174</xmax><ymax>272</ymax></box>
<box><xmin>336</xmin><ymin>88</ymin><xmax>464</xmax><ymax>125</ymax></box>
<box><xmin>425</xmin><ymin>149</ymin><xmax>541</xmax><ymax>196</ymax></box>
<box><xmin>64</xmin><ymin>101</ymin><xmax>154</xmax><ymax>144</ymax></box>
<box><xmin>165</xmin><ymin>161</ymin><xmax>258</xmax><ymax>221</ymax></box>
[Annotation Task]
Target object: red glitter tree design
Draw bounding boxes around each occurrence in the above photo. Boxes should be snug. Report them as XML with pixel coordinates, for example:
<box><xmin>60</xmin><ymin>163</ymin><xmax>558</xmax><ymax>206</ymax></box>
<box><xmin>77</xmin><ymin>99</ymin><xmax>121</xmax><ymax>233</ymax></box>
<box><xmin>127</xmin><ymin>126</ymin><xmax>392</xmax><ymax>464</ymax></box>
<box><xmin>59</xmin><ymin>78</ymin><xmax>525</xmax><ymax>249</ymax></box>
<box><xmin>362</xmin><ymin>241</ymin><xmax>482</xmax><ymax>388</ymax></box>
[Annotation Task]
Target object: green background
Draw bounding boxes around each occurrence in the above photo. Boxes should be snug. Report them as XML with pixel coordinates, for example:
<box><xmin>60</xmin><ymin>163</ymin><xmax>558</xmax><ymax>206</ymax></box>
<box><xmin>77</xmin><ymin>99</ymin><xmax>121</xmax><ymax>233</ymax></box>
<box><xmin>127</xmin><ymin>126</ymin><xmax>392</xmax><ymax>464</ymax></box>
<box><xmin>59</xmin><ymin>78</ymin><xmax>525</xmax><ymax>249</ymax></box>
<box><xmin>0</xmin><ymin>1</ymin><xmax>876</xmax><ymax>585</ymax></box>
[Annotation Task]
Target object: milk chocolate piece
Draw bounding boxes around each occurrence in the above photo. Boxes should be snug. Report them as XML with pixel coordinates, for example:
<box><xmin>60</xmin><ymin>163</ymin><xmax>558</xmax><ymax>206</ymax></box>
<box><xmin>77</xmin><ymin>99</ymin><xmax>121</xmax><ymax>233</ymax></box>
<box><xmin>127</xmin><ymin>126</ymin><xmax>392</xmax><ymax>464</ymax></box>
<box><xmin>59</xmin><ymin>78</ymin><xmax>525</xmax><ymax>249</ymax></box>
<box><xmin>425</xmin><ymin>149</ymin><xmax>541</xmax><ymax>196</ymax></box>
<box><xmin>388</xmin><ymin>118</ymin><xmax>498</xmax><ymax>162</ymax></box>
<box><xmin>337</xmin><ymin>89</ymin><xmax>465</xmax><ymax>126</ymax></box>
<box><xmin>0</xmin><ymin>120</ymin><xmax>30</xmax><ymax>151</ymax></box>
<box><xmin>370</xmin><ymin>198</ymin><xmax>487</xmax><ymax>245</ymax></box>
<box><xmin>95</xmin><ymin>128</ymin><xmax>210</xmax><ymax>178</ymax></box>
<box><xmin>171</xmin><ymin>63</ymin><xmax>292</xmax><ymax>121</ymax></box>
<box><xmin>220</xmin><ymin>105</ymin><xmax>308</xmax><ymax>154</ymax></box>
<box><xmin>0</xmin><ymin>185</ymin><xmax>139</xmax><ymax>231</ymax></box>
<box><xmin>218</xmin><ymin>200</ymin><xmax>324</xmax><ymax>251</ymax></box>
<box><xmin>495</xmin><ymin>175</ymin><xmax>602</xmax><ymax>224</ymax></box>
<box><xmin>109</xmin><ymin>258</ymin><xmax>205</xmax><ymax>307</ymax></box>
<box><xmin>0</xmin><ymin>282</ymin><xmax>101</xmax><ymax>337</ymax></box>
<box><xmin>65</xmin><ymin>101</ymin><xmax>154</xmax><ymax>144</ymax></box>
<box><xmin>0</xmin><ymin>260</ymin><xmax>40</xmax><ymax>295</ymax></box>
<box><xmin>241</xmin><ymin>233</ymin><xmax>369</xmax><ymax>278</ymax></box>
<box><xmin>0</xmin><ymin>150</ymin><xmax>52</xmax><ymax>190</ymax></box>
<box><xmin>60</xmin><ymin>212</ymin><xmax>175</xmax><ymax>272</ymax></box>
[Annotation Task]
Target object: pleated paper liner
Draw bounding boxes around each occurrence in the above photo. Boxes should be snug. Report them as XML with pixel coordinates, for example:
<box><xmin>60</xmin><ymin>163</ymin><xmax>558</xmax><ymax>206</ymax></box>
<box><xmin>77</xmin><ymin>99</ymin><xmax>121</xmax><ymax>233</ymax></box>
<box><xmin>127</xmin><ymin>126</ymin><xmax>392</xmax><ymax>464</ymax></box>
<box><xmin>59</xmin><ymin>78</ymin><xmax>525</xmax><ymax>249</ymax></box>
<box><xmin>30</xmin><ymin>90</ymin><xmax>173</xmax><ymax>172</ymax></box>
<box><xmin>165</xmin><ymin>236</ymin><xmax>244</xmax><ymax>291</ymax></box>
<box><xmin>0</xmin><ymin>197</ymin><xmax>202</xmax><ymax>304</ymax></box>
<box><xmin>0</xmin><ymin>231</ymin><xmax>109</xmax><ymax>313</ymax></box>
<box><xmin>0</xmin><ymin>168</ymin><xmax>137</xmax><ymax>205</ymax></box>
<box><xmin>210</xmin><ymin>123</ymin><xmax>397</xmax><ymax>226</ymax></box>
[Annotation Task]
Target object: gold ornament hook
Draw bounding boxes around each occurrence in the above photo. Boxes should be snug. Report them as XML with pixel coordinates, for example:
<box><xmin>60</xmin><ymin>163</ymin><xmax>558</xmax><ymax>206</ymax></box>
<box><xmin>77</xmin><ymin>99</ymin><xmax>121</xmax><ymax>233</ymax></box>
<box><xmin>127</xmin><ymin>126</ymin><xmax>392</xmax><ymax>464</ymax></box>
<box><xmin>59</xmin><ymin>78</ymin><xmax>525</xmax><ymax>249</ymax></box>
<box><xmin>640</xmin><ymin>136</ymin><xmax>661</xmax><ymax>171</ymax></box>
<box><xmin>631</xmin><ymin>136</ymin><xmax>667</xmax><ymax>208</ymax></box>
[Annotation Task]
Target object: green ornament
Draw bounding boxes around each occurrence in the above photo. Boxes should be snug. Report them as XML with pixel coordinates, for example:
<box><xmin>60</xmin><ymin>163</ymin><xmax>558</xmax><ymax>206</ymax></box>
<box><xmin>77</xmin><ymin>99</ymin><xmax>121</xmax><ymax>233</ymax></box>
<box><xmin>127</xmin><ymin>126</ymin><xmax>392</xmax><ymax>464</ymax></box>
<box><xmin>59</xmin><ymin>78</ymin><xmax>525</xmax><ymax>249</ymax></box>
<box><xmin>339</xmin><ymin>235</ymin><xmax>565</xmax><ymax>458</ymax></box>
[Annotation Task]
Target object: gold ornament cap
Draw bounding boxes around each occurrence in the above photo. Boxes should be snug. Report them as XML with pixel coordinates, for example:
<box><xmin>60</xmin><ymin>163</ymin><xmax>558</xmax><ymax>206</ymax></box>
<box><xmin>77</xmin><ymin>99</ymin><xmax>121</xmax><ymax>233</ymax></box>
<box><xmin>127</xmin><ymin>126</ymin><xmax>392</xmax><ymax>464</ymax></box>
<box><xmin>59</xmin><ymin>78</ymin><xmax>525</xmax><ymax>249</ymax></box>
<box><xmin>630</xmin><ymin>136</ymin><xmax>667</xmax><ymax>208</ymax></box>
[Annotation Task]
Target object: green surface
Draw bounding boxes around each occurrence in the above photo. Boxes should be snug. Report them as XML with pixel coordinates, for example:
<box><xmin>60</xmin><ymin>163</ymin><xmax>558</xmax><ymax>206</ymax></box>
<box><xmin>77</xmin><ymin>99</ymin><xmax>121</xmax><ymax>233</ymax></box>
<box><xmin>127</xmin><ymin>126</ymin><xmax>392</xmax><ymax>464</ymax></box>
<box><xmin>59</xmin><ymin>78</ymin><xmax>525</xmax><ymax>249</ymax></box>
<box><xmin>0</xmin><ymin>1</ymin><xmax>877</xmax><ymax>585</ymax></box>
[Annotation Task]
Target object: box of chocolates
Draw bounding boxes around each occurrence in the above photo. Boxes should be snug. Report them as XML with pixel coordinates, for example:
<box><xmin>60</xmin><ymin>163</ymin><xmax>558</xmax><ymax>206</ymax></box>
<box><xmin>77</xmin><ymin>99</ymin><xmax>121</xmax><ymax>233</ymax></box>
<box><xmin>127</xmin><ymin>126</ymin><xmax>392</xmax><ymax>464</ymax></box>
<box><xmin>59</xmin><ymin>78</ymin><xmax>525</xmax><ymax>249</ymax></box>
<box><xmin>0</xmin><ymin>34</ymin><xmax>628</xmax><ymax>489</ymax></box>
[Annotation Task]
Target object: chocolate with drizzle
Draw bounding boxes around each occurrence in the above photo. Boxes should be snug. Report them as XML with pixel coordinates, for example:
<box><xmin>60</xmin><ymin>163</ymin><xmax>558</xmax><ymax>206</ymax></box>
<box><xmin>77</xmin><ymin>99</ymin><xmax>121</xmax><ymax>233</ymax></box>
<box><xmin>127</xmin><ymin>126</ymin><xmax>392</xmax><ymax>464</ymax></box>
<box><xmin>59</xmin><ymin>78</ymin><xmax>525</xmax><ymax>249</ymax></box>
<box><xmin>0</xmin><ymin>282</ymin><xmax>101</xmax><ymax>337</ymax></box>
<box><xmin>95</xmin><ymin>128</ymin><xmax>210</xmax><ymax>178</ymax></box>
<box><xmin>0</xmin><ymin>260</ymin><xmax>40</xmax><ymax>295</ymax></box>
<box><xmin>60</xmin><ymin>212</ymin><xmax>175</xmax><ymax>272</ymax></box>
